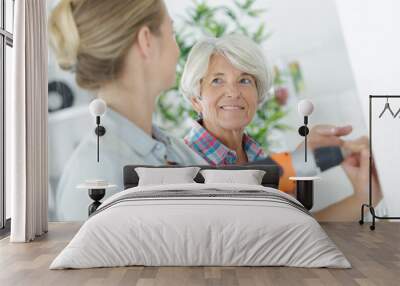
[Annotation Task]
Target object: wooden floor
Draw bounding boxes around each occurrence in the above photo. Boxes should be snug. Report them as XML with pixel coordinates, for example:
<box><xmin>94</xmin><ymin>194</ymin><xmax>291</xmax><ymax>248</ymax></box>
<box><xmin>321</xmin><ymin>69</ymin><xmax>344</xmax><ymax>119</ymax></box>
<box><xmin>0</xmin><ymin>222</ymin><xmax>399</xmax><ymax>286</ymax></box>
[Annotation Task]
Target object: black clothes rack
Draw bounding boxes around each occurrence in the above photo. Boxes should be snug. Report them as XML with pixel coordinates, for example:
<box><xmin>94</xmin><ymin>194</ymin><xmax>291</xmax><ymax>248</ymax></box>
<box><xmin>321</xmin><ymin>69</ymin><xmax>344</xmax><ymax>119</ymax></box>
<box><xmin>359</xmin><ymin>95</ymin><xmax>400</xmax><ymax>230</ymax></box>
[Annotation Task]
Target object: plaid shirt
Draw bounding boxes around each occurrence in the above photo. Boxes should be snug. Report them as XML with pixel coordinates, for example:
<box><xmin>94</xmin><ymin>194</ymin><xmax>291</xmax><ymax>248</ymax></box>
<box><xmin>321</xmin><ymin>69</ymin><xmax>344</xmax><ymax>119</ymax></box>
<box><xmin>184</xmin><ymin>120</ymin><xmax>267</xmax><ymax>166</ymax></box>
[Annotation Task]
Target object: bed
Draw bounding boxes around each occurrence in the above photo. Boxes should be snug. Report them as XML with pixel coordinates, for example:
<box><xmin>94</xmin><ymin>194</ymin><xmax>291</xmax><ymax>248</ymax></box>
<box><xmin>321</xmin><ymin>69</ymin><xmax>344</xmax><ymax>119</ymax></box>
<box><xmin>50</xmin><ymin>165</ymin><xmax>350</xmax><ymax>269</ymax></box>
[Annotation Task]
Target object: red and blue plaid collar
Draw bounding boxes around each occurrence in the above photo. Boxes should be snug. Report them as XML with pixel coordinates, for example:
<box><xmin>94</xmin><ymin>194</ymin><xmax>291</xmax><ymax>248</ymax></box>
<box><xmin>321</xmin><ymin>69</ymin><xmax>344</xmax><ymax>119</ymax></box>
<box><xmin>184</xmin><ymin>120</ymin><xmax>266</xmax><ymax>166</ymax></box>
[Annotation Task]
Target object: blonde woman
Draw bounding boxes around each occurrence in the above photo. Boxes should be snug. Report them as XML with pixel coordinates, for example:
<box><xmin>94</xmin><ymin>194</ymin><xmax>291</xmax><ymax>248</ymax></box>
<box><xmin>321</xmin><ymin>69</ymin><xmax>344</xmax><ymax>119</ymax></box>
<box><xmin>49</xmin><ymin>0</ymin><xmax>207</xmax><ymax>221</ymax></box>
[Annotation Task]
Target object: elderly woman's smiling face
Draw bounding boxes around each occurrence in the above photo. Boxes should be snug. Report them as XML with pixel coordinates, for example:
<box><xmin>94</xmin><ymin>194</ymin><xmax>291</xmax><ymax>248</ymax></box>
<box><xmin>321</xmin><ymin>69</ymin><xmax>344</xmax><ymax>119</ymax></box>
<box><xmin>191</xmin><ymin>53</ymin><xmax>258</xmax><ymax>133</ymax></box>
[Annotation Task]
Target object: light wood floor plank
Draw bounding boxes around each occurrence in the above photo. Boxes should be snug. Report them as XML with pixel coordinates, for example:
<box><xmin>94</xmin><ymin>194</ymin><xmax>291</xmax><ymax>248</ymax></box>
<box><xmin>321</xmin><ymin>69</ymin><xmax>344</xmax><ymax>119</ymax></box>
<box><xmin>0</xmin><ymin>222</ymin><xmax>399</xmax><ymax>286</ymax></box>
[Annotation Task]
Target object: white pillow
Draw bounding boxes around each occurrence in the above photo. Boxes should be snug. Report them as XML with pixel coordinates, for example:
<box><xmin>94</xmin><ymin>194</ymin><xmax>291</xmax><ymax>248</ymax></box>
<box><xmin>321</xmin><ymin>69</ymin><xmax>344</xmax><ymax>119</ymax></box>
<box><xmin>135</xmin><ymin>167</ymin><xmax>200</xmax><ymax>186</ymax></box>
<box><xmin>200</xmin><ymin>169</ymin><xmax>266</xmax><ymax>185</ymax></box>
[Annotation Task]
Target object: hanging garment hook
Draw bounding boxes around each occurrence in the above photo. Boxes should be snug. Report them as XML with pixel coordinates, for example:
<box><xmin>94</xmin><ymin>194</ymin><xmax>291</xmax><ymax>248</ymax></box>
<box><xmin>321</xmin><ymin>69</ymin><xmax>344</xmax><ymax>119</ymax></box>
<box><xmin>379</xmin><ymin>97</ymin><xmax>395</xmax><ymax>118</ymax></box>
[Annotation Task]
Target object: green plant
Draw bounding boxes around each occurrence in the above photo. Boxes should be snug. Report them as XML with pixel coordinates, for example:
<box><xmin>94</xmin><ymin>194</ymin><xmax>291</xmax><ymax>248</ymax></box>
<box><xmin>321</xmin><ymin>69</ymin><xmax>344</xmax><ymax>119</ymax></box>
<box><xmin>155</xmin><ymin>0</ymin><xmax>291</xmax><ymax>151</ymax></box>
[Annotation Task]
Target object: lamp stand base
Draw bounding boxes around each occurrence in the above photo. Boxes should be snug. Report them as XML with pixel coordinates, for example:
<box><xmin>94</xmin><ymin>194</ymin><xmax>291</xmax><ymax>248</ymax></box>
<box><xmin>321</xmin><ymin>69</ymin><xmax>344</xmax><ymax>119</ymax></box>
<box><xmin>88</xmin><ymin>188</ymin><xmax>105</xmax><ymax>216</ymax></box>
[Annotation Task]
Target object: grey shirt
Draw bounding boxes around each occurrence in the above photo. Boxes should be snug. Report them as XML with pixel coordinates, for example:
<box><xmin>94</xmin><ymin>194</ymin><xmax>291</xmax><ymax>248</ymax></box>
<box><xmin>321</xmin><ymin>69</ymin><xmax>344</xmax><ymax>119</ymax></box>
<box><xmin>54</xmin><ymin>109</ymin><xmax>207</xmax><ymax>221</ymax></box>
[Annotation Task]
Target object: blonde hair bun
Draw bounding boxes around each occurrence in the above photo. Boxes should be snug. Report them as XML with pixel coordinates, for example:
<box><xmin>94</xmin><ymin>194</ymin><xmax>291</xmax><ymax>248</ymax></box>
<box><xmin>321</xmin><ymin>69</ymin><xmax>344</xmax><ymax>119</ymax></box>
<box><xmin>49</xmin><ymin>0</ymin><xmax>80</xmax><ymax>71</ymax></box>
<box><xmin>49</xmin><ymin>0</ymin><xmax>164</xmax><ymax>90</ymax></box>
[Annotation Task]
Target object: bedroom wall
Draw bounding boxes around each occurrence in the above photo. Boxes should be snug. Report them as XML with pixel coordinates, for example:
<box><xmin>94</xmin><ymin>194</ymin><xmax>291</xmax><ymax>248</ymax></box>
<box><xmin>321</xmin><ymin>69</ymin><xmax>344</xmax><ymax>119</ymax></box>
<box><xmin>47</xmin><ymin>0</ymin><xmax>379</xmax><ymax>220</ymax></box>
<box><xmin>335</xmin><ymin>0</ymin><xmax>400</xmax><ymax>215</ymax></box>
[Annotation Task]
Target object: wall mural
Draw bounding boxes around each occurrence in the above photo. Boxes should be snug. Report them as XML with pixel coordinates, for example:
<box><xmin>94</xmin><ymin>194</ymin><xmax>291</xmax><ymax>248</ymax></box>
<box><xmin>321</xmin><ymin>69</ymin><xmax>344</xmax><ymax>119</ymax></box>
<box><xmin>47</xmin><ymin>0</ymin><xmax>385</xmax><ymax>223</ymax></box>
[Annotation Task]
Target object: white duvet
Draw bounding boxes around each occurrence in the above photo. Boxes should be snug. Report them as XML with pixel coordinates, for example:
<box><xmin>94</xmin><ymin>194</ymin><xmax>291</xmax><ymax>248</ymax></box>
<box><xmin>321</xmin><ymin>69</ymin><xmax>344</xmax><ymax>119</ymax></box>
<box><xmin>50</xmin><ymin>183</ymin><xmax>351</xmax><ymax>269</ymax></box>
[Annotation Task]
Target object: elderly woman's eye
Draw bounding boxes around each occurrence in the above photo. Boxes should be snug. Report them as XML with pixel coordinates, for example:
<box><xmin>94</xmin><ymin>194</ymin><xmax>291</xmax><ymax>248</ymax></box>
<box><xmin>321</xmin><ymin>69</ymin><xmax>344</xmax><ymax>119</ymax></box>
<box><xmin>211</xmin><ymin>78</ymin><xmax>223</xmax><ymax>85</ymax></box>
<box><xmin>240</xmin><ymin>78</ymin><xmax>253</xmax><ymax>84</ymax></box>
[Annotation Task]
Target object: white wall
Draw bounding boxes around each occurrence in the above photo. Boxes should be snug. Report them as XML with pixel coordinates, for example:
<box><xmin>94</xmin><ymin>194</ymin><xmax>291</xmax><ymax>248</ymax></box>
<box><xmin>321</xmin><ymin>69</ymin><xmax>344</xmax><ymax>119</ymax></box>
<box><xmin>335</xmin><ymin>0</ymin><xmax>400</xmax><ymax>215</ymax></box>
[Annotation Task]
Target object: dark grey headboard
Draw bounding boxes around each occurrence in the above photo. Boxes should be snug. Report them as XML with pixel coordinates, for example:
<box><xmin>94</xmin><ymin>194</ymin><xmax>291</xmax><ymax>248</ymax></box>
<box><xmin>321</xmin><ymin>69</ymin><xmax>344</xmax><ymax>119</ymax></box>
<box><xmin>123</xmin><ymin>164</ymin><xmax>281</xmax><ymax>190</ymax></box>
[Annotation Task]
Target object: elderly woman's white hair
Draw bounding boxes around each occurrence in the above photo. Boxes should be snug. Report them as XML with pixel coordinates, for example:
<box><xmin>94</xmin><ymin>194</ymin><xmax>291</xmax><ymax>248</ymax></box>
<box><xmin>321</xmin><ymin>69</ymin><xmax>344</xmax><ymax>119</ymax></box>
<box><xmin>180</xmin><ymin>34</ymin><xmax>272</xmax><ymax>104</ymax></box>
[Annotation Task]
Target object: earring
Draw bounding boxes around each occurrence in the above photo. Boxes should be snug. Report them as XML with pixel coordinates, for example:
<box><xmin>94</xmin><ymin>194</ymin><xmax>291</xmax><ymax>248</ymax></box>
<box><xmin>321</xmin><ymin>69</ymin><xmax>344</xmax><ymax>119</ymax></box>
<box><xmin>197</xmin><ymin>112</ymin><xmax>203</xmax><ymax>120</ymax></box>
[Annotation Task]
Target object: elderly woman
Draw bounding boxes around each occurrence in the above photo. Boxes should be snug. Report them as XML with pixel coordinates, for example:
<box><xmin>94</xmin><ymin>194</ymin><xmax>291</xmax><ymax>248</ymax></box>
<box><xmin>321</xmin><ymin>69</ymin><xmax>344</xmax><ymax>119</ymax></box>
<box><xmin>180</xmin><ymin>35</ymin><xmax>382</xmax><ymax>220</ymax></box>
<box><xmin>180</xmin><ymin>34</ymin><xmax>324</xmax><ymax>191</ymax></box>
<box><xmin>181</xmin><ymin>35</ymin><xmax>270</xmax><ymax>166</ymax></box>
